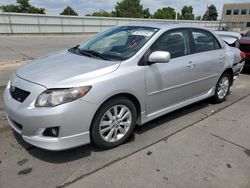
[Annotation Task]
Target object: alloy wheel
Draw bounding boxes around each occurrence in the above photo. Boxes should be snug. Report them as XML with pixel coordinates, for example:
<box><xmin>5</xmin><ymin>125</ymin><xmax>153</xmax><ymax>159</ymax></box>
<box><xmin>99</xmin><ymin>105</ymin><xmax>132</xmax><ymax>142</ymax></box>
<box><xmin>217</xmin><ymin>76</ymin><xmax>230</xmax><ymax>100</ymax></box>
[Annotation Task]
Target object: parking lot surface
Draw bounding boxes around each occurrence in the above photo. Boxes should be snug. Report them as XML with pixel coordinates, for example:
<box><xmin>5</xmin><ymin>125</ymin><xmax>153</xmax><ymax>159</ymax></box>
<box><xmin>0</xmin><ymin>74</ymin><xmax>250</xmax><ymax>188</ymax></box>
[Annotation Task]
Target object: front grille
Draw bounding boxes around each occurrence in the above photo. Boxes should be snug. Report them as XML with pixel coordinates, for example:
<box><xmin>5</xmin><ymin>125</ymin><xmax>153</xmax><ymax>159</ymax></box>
<box><xmin>9</xmin><ymin>86</ymin><xmax>30</xmax><ymax>103</ymax></box>
<box><xmin>240</xmin><ymin>44</ymin><xmax>250</xmax><ymax>52</ymax></box>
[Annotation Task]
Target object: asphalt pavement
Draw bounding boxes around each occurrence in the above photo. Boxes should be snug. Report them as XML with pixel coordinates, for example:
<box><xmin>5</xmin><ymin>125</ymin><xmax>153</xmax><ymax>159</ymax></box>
<box><xmin>0</xmin><ymin>74</ymin><xmax>250</xmax><ymax>188</ymax></box>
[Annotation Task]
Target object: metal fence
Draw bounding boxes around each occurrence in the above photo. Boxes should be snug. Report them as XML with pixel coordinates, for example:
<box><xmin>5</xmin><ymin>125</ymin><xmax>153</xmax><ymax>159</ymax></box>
<box><xmin>0</xmin><ymin>13</ymin><xmax>224</xmax><ymax>34</ymax></box>
<box><xmin>218</xmin><ymin>22</ymin><xmax>250</xmax><ymax>33</ymax></box>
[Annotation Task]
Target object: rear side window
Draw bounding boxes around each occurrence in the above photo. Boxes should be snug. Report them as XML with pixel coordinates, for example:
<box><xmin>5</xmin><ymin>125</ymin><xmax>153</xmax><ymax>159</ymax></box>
<box><xmin>151</xmin><ymin>29</ymin><xmax>190</xmax><ymax>59</ymax></box>
<box><xmin>191</xmin><ymin>29</ymin><xmax>221</xmax><ymax>53</ymax></box>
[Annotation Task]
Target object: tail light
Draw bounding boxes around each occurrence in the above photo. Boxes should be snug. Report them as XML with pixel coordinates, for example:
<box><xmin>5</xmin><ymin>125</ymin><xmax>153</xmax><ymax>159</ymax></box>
<box><xmin>240</xmin><ymin>52</ymin><xmax>246</xmax><ymax>59</ymax></box>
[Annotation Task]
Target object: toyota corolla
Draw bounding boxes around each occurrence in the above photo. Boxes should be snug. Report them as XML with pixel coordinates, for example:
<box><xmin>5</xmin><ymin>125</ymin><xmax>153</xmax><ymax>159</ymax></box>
<box><xmin>3</xmin><ymin>24</ymin><xmax>245</xmax><ymax>150</ymax></box>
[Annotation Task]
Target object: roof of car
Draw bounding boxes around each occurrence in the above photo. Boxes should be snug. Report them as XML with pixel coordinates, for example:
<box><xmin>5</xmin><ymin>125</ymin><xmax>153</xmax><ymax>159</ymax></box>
<box><xmin>125</xmin><ymin>22</ymin><xmax>210</xmax><ymax>30</ymax></box>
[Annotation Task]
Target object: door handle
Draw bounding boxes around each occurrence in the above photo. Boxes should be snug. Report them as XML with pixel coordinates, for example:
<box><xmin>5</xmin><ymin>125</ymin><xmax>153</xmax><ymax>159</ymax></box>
<box><xmin>187</xmin><ymin>61</ymin><xmax>196</xmax><ymax>68</ymax></box>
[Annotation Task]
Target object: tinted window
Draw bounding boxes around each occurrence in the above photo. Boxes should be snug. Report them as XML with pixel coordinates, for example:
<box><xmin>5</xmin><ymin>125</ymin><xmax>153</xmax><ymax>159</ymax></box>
<box><xmin>241</xmin><ymin>9</ymin><xmax>247</xmax><ymax>15</ymax></box>
<box><xmin>191</xmin><ymin>30</ymin><xmax>221</xmax><ymax>53</ymax></box>
<box><xmin>151</xmin><ymin>29</ymin><xmax>190</xmax><ymax>59</ymax></box>
<box><xmin>226</xmin><ymin>10</ymin><xmax>232</xmax><ymax>15</ymax></box>
<box><xmin>233</xmin><ymin>9</ymin><xmax>239</xmax><ymax>15</ymax></box>
<box><xmin>247</xmin><ymin>23</ymin><xmax>250</xmax><ymax>28</ymax></box>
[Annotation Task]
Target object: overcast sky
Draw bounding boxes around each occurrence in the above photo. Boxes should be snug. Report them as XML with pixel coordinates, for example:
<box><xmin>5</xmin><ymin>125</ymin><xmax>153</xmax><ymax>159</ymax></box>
<box><xmin>0</xmin><ymin>0</ymin><xmax>248</xmax><ymax>18</ymax></box>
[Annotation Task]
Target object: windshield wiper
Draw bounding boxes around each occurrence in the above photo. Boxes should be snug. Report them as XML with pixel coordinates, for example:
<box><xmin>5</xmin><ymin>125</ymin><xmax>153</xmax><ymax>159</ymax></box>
<box><xmin>68</xmin><ymin>45</ymin><xmax>82</xmax><ymax>54</ymax></box>
<box><xmin>69</xmin><ymin>47</ymin><xmax>120</xmax><ymax>61</ymax></box>
<box><xmin>79</xmin><ymin>50</ymin><xmax>111</xmax><ymax>60</ymax></box>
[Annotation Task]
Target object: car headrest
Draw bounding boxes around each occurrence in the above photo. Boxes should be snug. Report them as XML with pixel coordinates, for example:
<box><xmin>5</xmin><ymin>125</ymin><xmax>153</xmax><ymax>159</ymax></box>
<box><xmin>196</xmin><ymin>36</ymin><xmax>212</xmax><ymax>43</ymax></box>
<box><xmin>166</xmin><ymin>34</ymin><xmax>184</xmax><ymax>45</ymax></box>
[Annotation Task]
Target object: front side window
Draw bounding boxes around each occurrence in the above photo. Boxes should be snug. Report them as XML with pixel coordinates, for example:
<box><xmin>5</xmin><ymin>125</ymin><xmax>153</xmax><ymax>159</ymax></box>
<box><xmin>75</xmin><ymin>26</ymin><xmax>159</xmax><ymax>61</ymax></box>
<box><xmin>191</xmin><ymin>29</ymin><xmax>221</xmax><ymax>53</ymax></box>
<box><xmin>151</xmin><ymin>29</ymin><xmax>190</xmax><ymax>59</ymax></box>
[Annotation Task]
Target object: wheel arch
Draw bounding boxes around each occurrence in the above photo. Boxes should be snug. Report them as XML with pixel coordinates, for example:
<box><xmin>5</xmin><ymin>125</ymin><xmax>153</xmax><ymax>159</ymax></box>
<box><xmin>222</xmin><ymin>68</ymin><xmax>234</xmax><ymax>86</ymax></box>
<box><xmin>90</xmin><ymin>93</ymin><xmax>142</xmax><ymax>131</ymax></box>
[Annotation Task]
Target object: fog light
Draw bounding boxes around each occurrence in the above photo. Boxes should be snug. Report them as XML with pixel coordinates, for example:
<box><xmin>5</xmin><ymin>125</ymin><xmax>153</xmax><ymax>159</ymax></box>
<box><xmin>43</xmin><ymin>127</ymin><xmax>59</xmax><ymax>137</ymax></box>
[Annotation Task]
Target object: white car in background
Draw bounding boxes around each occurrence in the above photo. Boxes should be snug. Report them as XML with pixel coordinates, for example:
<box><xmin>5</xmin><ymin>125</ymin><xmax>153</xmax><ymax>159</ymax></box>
<box><xmin>215</xmin><ymin>31</ymin><xmax>242</xmax><ymax>48</ymax></box>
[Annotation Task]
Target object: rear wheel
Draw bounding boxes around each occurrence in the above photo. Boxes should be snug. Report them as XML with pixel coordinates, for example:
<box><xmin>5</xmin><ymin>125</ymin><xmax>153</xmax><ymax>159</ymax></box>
<box><xmin>90</xmin><ymin>97</ymin><xmax>137</xmax><ymax>149</ymax></box>
<box><xmin>212</xmin><ymin>73</ymin><xmax>231</xmax><ymax>103</ymax></box>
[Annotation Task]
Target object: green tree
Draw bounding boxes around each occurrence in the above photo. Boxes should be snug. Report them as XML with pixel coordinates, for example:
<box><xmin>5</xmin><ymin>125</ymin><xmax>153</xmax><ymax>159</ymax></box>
<box><xmin>0</xmin><ymin>4</ymin><xmax>20</xmax><ymax>13</ymax></box>
<box><xmin>178</xmin><ymin>6</ymin><xmax>194</xmax><ymax>20</ymax></box>
<box><xmin>0</xmin><ymin>0</ymin><xmax>45</xmax><ymax>14</ymax></box>
<box><xmin>89</xmin><ymin>10</ymin><xmax>114</xmax><ymax>17</ymax></box>
<box><xmin>17</xmin><ymin>0</ymin><xmax>29</xmax><ymax>12</ymax></box>
<box><xmin>115</xmin><ymin>0</ymin><xmax>144</xmax><ymax>18</ymax></box>
<box><xmin>60</xmin><ymin>6</ymin><xmax>78</xmax><ymax>16</ymax></box>
<box><xmin>195</xmin><ymin>15</ymin><xmax>201</xmax><ymax>20</ymax></box>
<box><xmin>143</xmin><ymin>8</ymin><xmax>151</xmax><ymax>18</ymax></box>
<box><xmin>202</xmin><ymin>4</ymin><xmax>218</xmax><ymax>21</ymax></box>
<box><xmin>153</xmin><ymin>7</ymin><xmax>176</xmax><ymax>19</ymax></box>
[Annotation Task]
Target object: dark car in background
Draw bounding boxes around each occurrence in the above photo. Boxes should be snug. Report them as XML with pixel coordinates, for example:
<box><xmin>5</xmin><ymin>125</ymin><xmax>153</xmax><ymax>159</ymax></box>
<box><xmin>239</xmin><ymin>31</ymin><xmax>250</xmax><ymax>68</ymax></box>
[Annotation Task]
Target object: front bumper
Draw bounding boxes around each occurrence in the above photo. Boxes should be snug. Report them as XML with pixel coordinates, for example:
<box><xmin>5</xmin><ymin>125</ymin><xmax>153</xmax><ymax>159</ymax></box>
<box><xmin>3</xmin><ymin>74</ymin><xmax>98</xmax><ymax>151</ymax></box>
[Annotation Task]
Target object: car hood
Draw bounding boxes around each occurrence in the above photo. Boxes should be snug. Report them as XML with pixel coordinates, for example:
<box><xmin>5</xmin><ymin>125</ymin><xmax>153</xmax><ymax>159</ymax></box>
<box><xmin>16</xmin><ymin>50</ymin><xmax>121</xmax><ymax>88</ymax></box>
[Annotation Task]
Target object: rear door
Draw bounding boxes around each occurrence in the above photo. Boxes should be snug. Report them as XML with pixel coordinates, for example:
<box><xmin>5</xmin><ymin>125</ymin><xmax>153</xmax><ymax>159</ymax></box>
<box><xmin>188</xmin><ymin>28</ymin><xmax>224</xmax><ymax>92</ymax></box>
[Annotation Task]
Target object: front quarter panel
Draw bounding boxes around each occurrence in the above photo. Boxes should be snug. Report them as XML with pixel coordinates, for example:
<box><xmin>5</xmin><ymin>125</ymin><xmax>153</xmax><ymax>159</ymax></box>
<box><xmin>76</xmin><ymin>55</ymin><xmax>146</xmax><ymax>122</ymax></box>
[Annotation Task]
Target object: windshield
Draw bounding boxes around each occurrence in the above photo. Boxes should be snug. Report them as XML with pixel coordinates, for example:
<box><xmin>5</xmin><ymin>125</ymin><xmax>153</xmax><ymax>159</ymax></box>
<box><xmin>72</xmin><ymin>26</ymin><xmax>159</xmax><ymax>61</ymax></box>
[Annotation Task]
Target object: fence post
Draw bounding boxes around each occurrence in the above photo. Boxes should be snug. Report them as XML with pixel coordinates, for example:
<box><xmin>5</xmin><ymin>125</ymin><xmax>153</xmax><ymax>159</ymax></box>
<box><xmin>8</xmin><ymin>14</ymin><xmax>13</xmax><ymax>34</ymax></box>
<box><xmin>100</xmin><ymin>17</ymin><xmax>103</xmax><ymax>32</ymax></box>
<box><xmin>37</xmin><ymin>16</ymin><xmax>41</xmax><ymax>34</ymax></box>
<box><xmin>61</xmin><ymin>17</ymin><xmax>64</xmax><ymax>33</ymax></box>
<box><xmin>82</xmin><ymin>17</ymin><xmax>85</xmax><ymax>33</ymax></box>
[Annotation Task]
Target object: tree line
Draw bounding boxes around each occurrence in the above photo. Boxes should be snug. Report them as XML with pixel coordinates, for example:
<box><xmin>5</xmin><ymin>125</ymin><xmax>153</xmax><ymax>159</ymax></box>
<box><xmin>0</xmin><ymin>0</ymin><xmax>218</xmax><ymax>21</ymax></box>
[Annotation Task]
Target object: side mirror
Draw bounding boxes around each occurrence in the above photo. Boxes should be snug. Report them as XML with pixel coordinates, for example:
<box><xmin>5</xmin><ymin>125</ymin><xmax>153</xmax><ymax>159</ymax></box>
<box><xmin>148</xmin><ymin>51</ymin><xmax>170</xmax><ymax>64</ymax></box>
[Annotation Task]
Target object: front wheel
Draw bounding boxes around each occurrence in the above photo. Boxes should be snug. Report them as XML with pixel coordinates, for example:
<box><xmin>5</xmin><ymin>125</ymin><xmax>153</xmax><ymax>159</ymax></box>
<box><xmin>212</xmin><ymin>73</ymin><xmax>231</xmax><ymax>103</ymax></box>
<box><xmin>90</xmin><ymin>97</ymin><xmax>137</xmax><ymax>149</ymax></box>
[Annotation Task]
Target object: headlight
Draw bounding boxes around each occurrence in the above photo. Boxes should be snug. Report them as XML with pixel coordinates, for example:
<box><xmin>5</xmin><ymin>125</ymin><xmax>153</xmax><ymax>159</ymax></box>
<box><xmin>35</xmin><ymin>86</ymin><xmax>91</xmax><ymax>107</ymax></box>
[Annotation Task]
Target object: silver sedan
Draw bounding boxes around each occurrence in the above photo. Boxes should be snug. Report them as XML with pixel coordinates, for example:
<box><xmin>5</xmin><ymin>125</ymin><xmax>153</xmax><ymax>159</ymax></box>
<box><xmin>3</xmin><ymin>24</ymin><xmax>245</xmax><ymax>150</ymax></box>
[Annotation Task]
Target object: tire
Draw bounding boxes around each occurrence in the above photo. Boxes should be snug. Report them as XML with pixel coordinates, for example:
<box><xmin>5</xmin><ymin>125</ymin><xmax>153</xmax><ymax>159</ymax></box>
<box><xmin>212</xmin><ymin>73</ymin><xmax>231</xmax><ymax>103</ymax></box>
<box><xmin>90</xmin><ymin>97</ymin><xmax>137</xmax><ymax>149</ymax></box>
